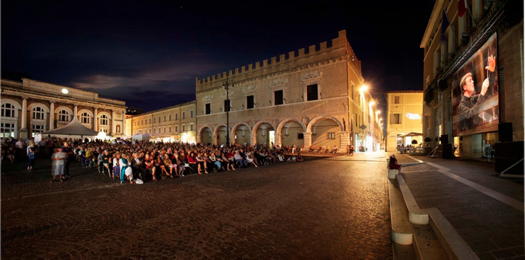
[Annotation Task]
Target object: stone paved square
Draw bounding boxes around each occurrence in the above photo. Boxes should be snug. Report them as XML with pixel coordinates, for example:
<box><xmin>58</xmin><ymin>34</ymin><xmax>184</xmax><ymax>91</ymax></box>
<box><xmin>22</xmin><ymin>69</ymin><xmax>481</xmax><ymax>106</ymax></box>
<box><xmin>2</xmin><ymin>157</ymin><xmax>392</xmax><ymax>259</ymax></box>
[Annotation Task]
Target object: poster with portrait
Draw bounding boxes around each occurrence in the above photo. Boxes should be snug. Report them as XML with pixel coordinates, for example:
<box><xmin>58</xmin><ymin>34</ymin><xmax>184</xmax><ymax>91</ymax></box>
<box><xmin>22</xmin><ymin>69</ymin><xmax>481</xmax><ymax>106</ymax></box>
<box><xmin>452</xmin><ymin>33</ymin><xmax>498</xmax><ymax>136</ymax></box>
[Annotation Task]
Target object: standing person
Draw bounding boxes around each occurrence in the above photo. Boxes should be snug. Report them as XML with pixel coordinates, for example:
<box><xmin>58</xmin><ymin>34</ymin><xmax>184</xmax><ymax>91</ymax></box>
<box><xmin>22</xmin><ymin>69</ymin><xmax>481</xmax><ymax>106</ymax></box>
<box><xmin>348</xmin><ymin>145</ymin><xmax>355</xmax><ymax>156</ymax></box>
<box><xmin>102</xmin><ymin>150</ymin><xmax>112</xmax><ymax>178</ymax></box>
<box><xmin>112</xmin><ymin>153</ymin><xmax>120</xmax><ymax>182</ymax></box>
<box><xmin>26</xmin><ymin>141</ymin><xmax>36</xmax><ymax>172</ymax></box>
<box><xmin>62</xmin><ymin>142</ymin><xmax>73</xmax><ymax>179</ymax></box>
<box><xmin>51</xmin><ymin>148</ymin><xmax>67</xmax><ymax>182</ymax></box>
<box><xmin>119</xmin><ymin>154</ymin><xmax>129</xmax><ymax>184</ymax></box>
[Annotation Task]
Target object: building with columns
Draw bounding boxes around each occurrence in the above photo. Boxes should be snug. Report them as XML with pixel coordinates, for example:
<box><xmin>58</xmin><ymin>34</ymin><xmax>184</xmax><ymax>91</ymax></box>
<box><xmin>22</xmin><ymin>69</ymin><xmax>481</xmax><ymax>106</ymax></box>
<box><xmin>128</xmin><ymin>101</ymin><xmax>196</xmax><ymax>143</ymax></box>
<box><xmin>195</xmin><ymin>30</ymin><xmax>383</xmax><ymax>152</ymax></box>
<box><xmin>1</xmin><ymin>78</ymin><xmax>126</xmax><ymax>139</ymax></box>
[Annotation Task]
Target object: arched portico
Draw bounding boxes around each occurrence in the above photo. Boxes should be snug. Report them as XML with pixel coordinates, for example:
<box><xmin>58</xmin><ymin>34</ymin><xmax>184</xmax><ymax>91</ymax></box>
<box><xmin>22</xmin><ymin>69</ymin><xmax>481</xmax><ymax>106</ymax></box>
<box><xmin>231</xmin><ymin>122</ymin><xmax>251</xmax><ymax>145</ymax></box>
<box><xmin>251</xmin><ymin>121</ymin><xmax>275</xmax><ymax>146</ymax></box>
<box><xmin>306</xmin><ymin>116</ymin><xmax>347</xmax><ymax>152</ymax></box>
<box><xmin>199</xmin><ymin>126</ymin><xmax>213</xmax><ymax>145</ymax></box>
<box><xmin>215</xmin><ymin>125</ymin><xmax>227</xmax><ymax>145</ymax></box>
<box><xmin>275</xmin><ymin>118</ymin><xmax>306</xmax><ymax>148</ymax></box>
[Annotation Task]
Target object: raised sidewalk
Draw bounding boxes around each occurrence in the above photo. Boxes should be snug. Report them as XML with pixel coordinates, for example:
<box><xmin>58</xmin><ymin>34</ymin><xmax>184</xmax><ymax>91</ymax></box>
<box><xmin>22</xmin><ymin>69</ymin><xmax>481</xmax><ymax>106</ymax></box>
<box><xmin>394</xmin><ymin>153</ymin><xmax>524</xmax><ymax>260</ymax></box>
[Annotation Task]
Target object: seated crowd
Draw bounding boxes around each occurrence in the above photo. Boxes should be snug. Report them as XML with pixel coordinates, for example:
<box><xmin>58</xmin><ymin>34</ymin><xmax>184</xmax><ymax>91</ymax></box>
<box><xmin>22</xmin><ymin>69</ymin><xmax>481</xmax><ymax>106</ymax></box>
<box><xmin>1</xmin><ymin>137</ymin><xmax>305</xmax><ymax>184</ymax></box>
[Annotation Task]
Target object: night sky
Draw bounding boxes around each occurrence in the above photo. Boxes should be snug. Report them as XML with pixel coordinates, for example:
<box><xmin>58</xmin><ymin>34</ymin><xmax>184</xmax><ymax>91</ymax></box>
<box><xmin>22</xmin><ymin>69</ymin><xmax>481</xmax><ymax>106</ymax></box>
<box><xmin>2</xmin><ymin>1</ymin><xmax>434</xmax><ymax>112</ymax></box>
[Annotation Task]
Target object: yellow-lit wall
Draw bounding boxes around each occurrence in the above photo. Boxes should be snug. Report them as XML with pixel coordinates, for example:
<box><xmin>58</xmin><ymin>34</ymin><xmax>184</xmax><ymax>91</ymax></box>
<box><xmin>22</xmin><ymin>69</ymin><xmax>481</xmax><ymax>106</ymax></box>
<box><xmin>386</xmin><ymin>92</ymin><xmax>423</xmax><ymax>152</ymax></box>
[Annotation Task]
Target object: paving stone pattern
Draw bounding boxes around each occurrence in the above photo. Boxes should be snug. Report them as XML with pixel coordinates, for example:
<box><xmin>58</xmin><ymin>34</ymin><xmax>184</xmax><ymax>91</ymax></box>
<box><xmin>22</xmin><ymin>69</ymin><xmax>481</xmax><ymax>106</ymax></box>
<box><xmin>398</xmin><ymin>155</ymin><xmax>524</xmax><ymax>260</ymax></box>
<box><xmin>2</xmin><ymin>157</ymin><xmax>392</xmax><ymax>259</ymax></box>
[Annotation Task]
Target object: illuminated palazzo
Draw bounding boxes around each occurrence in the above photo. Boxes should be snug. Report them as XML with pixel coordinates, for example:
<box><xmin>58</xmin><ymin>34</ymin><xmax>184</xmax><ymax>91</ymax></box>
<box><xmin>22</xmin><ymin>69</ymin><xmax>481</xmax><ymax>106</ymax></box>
<box><xmin>421</xmin><ymin>0</ymin><xmax>523</xmax><ymax>159</ymax></box>
<box><xmin>1</xmin><ymin>78</ymin><xmax>126</xmax><ymax>139</ymax></box>
<box><xmin>128</xmin><ymin>101</ymin><xmax>197</xmax><ymax>143</ymax></box>
<box><xmin>195</xmin><ymin>30</ymin><xmax>383</xmax><ymax>152</ymax></box>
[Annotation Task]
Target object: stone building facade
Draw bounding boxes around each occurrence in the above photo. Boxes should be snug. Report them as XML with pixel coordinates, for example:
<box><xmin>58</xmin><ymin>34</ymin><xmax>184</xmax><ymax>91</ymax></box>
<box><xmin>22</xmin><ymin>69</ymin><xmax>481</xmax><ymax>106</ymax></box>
<box><xmin>128</xmin><ymin>101</ymin><xmax>196</xmax><ymax>143</ymax></box>
<box><xmin>385</xmin><ymin>91</ymin><xmax>423</xmax><ymax>152</ymax></box>
<box><xmin>1</xmin><ymin>78</ymin><xmax>126</xmax><ymax>139</ymax></box>
<box><xmin>194</xmin><ymin>30</ymin><xmax>383</xmax><ymax>152</ymax></box>
<box><xmin>420</xmin><ymin>0</ymin><xmax>522</xmax><ymax>159</ymax></box>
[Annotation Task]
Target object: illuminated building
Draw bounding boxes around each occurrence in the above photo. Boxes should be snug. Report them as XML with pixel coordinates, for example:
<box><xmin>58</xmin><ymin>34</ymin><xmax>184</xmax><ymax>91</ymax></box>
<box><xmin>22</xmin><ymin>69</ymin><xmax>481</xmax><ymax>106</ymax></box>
<box><xmin>128</xmin><ymin>101</ymin><xmax>196</xmax><ymax>143</ymax></box>
<box><xmin>385</xmin><ymin>91</ymin><xmax>424</xmax><ymax>152</ymax></box>
<box><xmin>420</xmin><ymin>0</ymin><xmax>522</xmax><ymax>160</ymax></box>
<box><xmin>0</xmin><ymin>78</ymin><xmax>126</xmax><ymax>138</ymax></box>
<box><xmin>195</xmin><ymin>30</ymin><xmax>383</xmax><ymax>152</ymax></box>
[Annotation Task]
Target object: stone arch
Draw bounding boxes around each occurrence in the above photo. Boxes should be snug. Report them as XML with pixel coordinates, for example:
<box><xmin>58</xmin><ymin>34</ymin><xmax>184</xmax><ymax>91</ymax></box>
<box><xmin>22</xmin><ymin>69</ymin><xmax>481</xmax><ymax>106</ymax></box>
<box><xmin>276</xmin><ymin>118</ymin><xmax>306</xmax><ymax>147</ymax></box>
<box><xmin>198</xmin><ymin>125</ymin><xmax>213</xmax><ymax>145</ymax></box>
<box><xmin>28</xmin><ymin>103</ymin><xmax>49</xmax><ymax>133</ymax></box>
<box><xmin>306</xmin><ymin>116</ymin><xmax>344</xmax><ymax>133</ymax></box>
<box><xmin>97</xmin><ymin>111</ymin><xmax>112</xmax><ymax>133</ymax></box>
<box><xmin>230</xmin><ymin>122</ymin><xmax>251</xmax><ymax>145</ymax></box>
<box><xmin>214</xmin><ymin>124</ymin><xmax>228</xmax><ymax>145</ymax></box>
<box><xmin>1</xmin><ymin>98</ymin><xmax>22</xmax><ymax>119</ymax></box>
<box><xmin>251</xmin><ymin>121</ymin><xmax>275</xmax><ymax>146</ymax></box>
<box><xmin>306</xmin><ymin>116</ymin><xmax>344</xmax><ymax>150</ymax></box>
<box><xmin>55</xmin><ymin>106</ymin><xmax>74</xmax><ymax>122</ymax></box>
<box><xmin>78</xmin><ymin>109</ymin><xmax>94</xmax><ymax>126</ymax></box>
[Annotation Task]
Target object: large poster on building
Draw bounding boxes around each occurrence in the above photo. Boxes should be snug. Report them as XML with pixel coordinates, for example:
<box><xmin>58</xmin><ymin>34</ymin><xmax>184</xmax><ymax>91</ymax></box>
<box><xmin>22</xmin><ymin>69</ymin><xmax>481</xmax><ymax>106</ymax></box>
<box><xmin>452</xmin><ymin>33</ymin><xmax>498</xmax><ymax>136</ymax></box>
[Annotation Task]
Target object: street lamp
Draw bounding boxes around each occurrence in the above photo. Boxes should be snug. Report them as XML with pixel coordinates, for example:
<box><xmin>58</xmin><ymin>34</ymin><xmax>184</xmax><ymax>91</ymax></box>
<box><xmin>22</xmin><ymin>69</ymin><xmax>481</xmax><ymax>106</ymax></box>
<box><xmin>223</xmin><ymin>76</ymin><xmax>233</xmax><ymax>145</ymax></box>
<box><xmin>359</xmin><ymin>84</ymin><xmax>369</xmax><ymax>94</ymax></box>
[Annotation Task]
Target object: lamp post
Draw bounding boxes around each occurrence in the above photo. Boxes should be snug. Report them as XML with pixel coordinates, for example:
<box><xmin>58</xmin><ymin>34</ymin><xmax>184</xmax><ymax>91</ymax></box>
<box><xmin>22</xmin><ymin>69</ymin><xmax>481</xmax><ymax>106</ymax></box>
<box><xmin>223</xmin><ymin>76</ymin><xmax>233</xmax><ymax>145</ymax></box>
<box><xmin>358</xmin><ymin>84</ymin><xmax>369</xmax><ymax>151</ymax></box>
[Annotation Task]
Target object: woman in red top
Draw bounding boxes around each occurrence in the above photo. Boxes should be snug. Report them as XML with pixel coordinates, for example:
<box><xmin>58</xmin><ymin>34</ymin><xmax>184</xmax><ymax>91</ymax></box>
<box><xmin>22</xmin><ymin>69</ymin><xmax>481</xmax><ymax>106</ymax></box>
<box><xmin>186</xmin><ymin>152</ymin><xmax>198</xmax><ymax>174</ymax></box>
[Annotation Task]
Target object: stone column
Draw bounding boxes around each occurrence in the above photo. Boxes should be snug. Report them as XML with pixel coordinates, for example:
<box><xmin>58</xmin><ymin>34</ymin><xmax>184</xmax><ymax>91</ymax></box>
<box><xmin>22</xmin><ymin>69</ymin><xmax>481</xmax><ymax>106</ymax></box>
<box><xmin>303</xmin><ymin>132</ymin><xmax>312</xmax><ymax>149</ymax></box>
<box><xmin>93</xmin><ymin>107</ymin><xmax>98</xmax><ymax>131</ymax></box>
<box><xmin>73</xmin><ymin>105</ymin><xmax>78</xmax><ymax>120</ymax></box>
<box><xmin>111</xmin><ymin>110</ymin><xmax>116</xmax><ymax>135</ymax></box>
<box><xmin>49</xmin><ymin>102</ymin><xmax>55</xmax><ymax>130</ymax></box>
<box><xmin>121</xmin><ymin>110</ymin><xmax>126</xmax><ymax>137</ymax></box>
<box><xmin>19</xmin><ymin>98</ymin><xmax>29</xmax><ymax>138</ymax></box>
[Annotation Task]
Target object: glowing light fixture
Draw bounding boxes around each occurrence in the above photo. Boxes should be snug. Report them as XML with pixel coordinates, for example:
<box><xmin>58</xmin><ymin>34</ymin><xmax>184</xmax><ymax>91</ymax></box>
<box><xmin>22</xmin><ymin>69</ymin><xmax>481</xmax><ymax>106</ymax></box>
<box><xmin>61</xmin><ymin>88</ymin><xmax>69</xmax><ymax>94</ymax></box>
<box><xmin>359</xmin><ymin>84</ymin><xmax>369</xmax><ymax>94</ymax></box>
<box><xmin>406</xmin><ymin>113</ymin><xmax>421</xmax><ymax>120</ymax></box>
<box><xmin>369</xmin><ymin>100</ymin><xmax>376</xmax><ymax>107</ymax></box>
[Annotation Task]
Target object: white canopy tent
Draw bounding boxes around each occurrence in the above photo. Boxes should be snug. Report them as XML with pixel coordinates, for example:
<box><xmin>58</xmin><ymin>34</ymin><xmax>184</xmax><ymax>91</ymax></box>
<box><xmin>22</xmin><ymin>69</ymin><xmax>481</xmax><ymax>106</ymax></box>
<box><xmin>42</xmin><ymin>118</ymin><xmax>99</xmax><ymax>139</ymax></box>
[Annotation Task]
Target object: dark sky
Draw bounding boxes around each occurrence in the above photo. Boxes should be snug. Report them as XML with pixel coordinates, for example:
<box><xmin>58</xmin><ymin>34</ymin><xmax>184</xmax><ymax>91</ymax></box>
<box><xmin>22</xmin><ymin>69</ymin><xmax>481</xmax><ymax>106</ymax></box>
<box><xmin>2</xmin><ymin>0</ymin><xmax>434</xmax><ymax>112</ymax></box>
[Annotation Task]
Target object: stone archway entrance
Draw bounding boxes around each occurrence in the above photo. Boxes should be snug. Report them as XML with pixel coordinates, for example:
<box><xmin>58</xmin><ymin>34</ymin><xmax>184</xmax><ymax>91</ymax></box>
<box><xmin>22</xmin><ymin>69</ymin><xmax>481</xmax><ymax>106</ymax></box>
<box><xmin>280</xmin><ymin>120</ymin><xmax>304</xmax><ymax>147</ymax></box>
<box><xmin>253</xmin><ymin>122</ymin><xmax>275</xmax><ymax>146</ymax></box>
<box><xmin>310</xmin><ymin>118</ymin><xmax>341</xmax><ymax>149</ymax></box>
<box><xmin>216</xmin><ymin>126</ymin><xmax>227</xmax><ymax>145</ymax></box>
<box><xmin>233</xmin><ymin>124</ymin><xmax>251</xmax><ymax>145</ymax></box>
<box><xmin>200</xmin><ymin>127</ymin><xmax>212</xmax><ymax>145</ymax></box>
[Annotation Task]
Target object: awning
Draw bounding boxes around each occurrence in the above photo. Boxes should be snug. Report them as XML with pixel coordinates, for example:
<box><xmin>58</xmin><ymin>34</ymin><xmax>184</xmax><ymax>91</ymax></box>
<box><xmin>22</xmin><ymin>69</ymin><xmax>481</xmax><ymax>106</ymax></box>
<box><xmin>43</xmin><ymin>119</ymin><xmax>98</xmax><ymax>136</ymax></box>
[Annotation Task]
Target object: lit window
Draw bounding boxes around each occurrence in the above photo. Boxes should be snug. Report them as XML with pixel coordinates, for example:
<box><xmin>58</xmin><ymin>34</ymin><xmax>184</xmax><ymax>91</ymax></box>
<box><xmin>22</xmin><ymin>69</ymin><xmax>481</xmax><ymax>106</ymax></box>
<box><xmin>58</xmin><ymin>110</ymin><xmax>70</xmax><ymax>122</ymax></box>
<box><xmin>81</xmin><ymin>112</ymin><xmax>91</xmax><ymax>124</ymax></box>
<box><xmin>327</xmin><ymin>132</ymin><xmax>336</xmax><ymax>139</ymax></box>
<box><xmin>0</xmin><ymin>123</ymin><xmax>15</xmax><ymax>137</ymax></box>
<box><xmin>390</xmin><ymin>113</ymin><xmax>401</xmax><ymax>124</ymax></box>
<box><xmin>1</xmin><ymin>103</ymin><xmax>16</xmax><ymax>118</ymax></box>
<box><xmin>32</xmin><ymin>107</ymin><xmax>45</xmax><ymax>120</ymax></box>
<box><xmin>31</xmin><ymin>124</ymin><xmax>45</xmax><ymax>137</ymax></box>
<box><xmin>100</xmin><ymin>115</ymin><xmax>109</xmax><ymax>126</ymax></box>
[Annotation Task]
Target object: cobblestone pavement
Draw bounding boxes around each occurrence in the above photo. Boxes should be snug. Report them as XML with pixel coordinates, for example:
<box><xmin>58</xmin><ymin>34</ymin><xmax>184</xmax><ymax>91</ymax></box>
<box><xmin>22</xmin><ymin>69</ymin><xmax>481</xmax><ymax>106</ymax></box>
<box><xmin>396</xmin><ymin>154</ymin><xmax>524</xmax><ymax>260</ymax></box>
<box><xmin>2</xmin><ymin>156</ymin><xmax>392</xmax><ymax>259</ymax></box>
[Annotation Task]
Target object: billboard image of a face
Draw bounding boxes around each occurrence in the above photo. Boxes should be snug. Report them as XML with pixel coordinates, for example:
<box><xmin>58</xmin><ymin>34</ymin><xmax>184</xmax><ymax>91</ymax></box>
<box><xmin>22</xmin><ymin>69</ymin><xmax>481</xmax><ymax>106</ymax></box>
<box><xmin>452</xmin><ymin>33</ymin><xmax>498</xmax><ymax>136</ymax></box>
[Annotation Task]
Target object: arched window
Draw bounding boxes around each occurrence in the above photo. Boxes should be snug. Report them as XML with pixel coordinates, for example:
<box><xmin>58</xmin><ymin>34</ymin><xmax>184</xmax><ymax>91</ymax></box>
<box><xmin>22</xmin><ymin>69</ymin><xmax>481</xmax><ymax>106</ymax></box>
<box><xmin>32</xmin><ymin>107</ymin><xmax>45</xmax><ymax>120</ymax></box>
<box><xmin>1</xmin><ymin>103</ymin><xmax>16</xmax><ymax>118</ymax></box>
<box><xmin>81</xmin><ymin>112</ymin><xmax>91</xmax><ymax>124</ymax></box>
<box><xmin>100</xmin><ymin>115</ymin><xmax>109</xmax><ymax>126</ymax></box>
<box><xmin>58</xmin><ymin>109</ymin><xmax>70</xmax><ymax>122</ymax></box>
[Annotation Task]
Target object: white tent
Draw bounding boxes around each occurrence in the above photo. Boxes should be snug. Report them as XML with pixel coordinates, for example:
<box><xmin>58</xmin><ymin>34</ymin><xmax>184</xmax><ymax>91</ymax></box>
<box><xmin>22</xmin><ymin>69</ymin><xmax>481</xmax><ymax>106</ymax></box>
<box><xmin>43</xmin><ymin>118</ymin><xmax>98</xmax><ymax>138</ymax></box>
<box><xmin>132</xmin><ymin>133</ymin><xmax>150</xmax><ymax>141</ymax></box>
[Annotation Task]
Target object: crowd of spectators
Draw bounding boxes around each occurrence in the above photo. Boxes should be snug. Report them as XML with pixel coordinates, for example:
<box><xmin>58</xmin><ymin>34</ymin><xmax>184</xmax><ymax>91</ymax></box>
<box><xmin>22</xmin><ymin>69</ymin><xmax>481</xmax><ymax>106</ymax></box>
<box><xmin>1</xmin><ymin>137</ymin><xmax>305</xmax><ymax>184</ymax></box>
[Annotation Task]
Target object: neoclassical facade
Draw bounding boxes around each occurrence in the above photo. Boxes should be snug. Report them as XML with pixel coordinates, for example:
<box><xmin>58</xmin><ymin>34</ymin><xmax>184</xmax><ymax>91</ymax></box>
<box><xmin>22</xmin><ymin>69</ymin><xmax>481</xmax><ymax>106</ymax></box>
<box><xmin>195</xmin><ymin>30</ymin><xmax>383</xmax><ymax>152</ymax></box>
<box><xmin>1</xmin><ymin>78</ymin><xmax>126</xmax><ymax>139</ymax></box>
<box><xmin>128</xmin><ymin>101</ymin><xmax>196</xmax><ymax>143</ymax></box>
